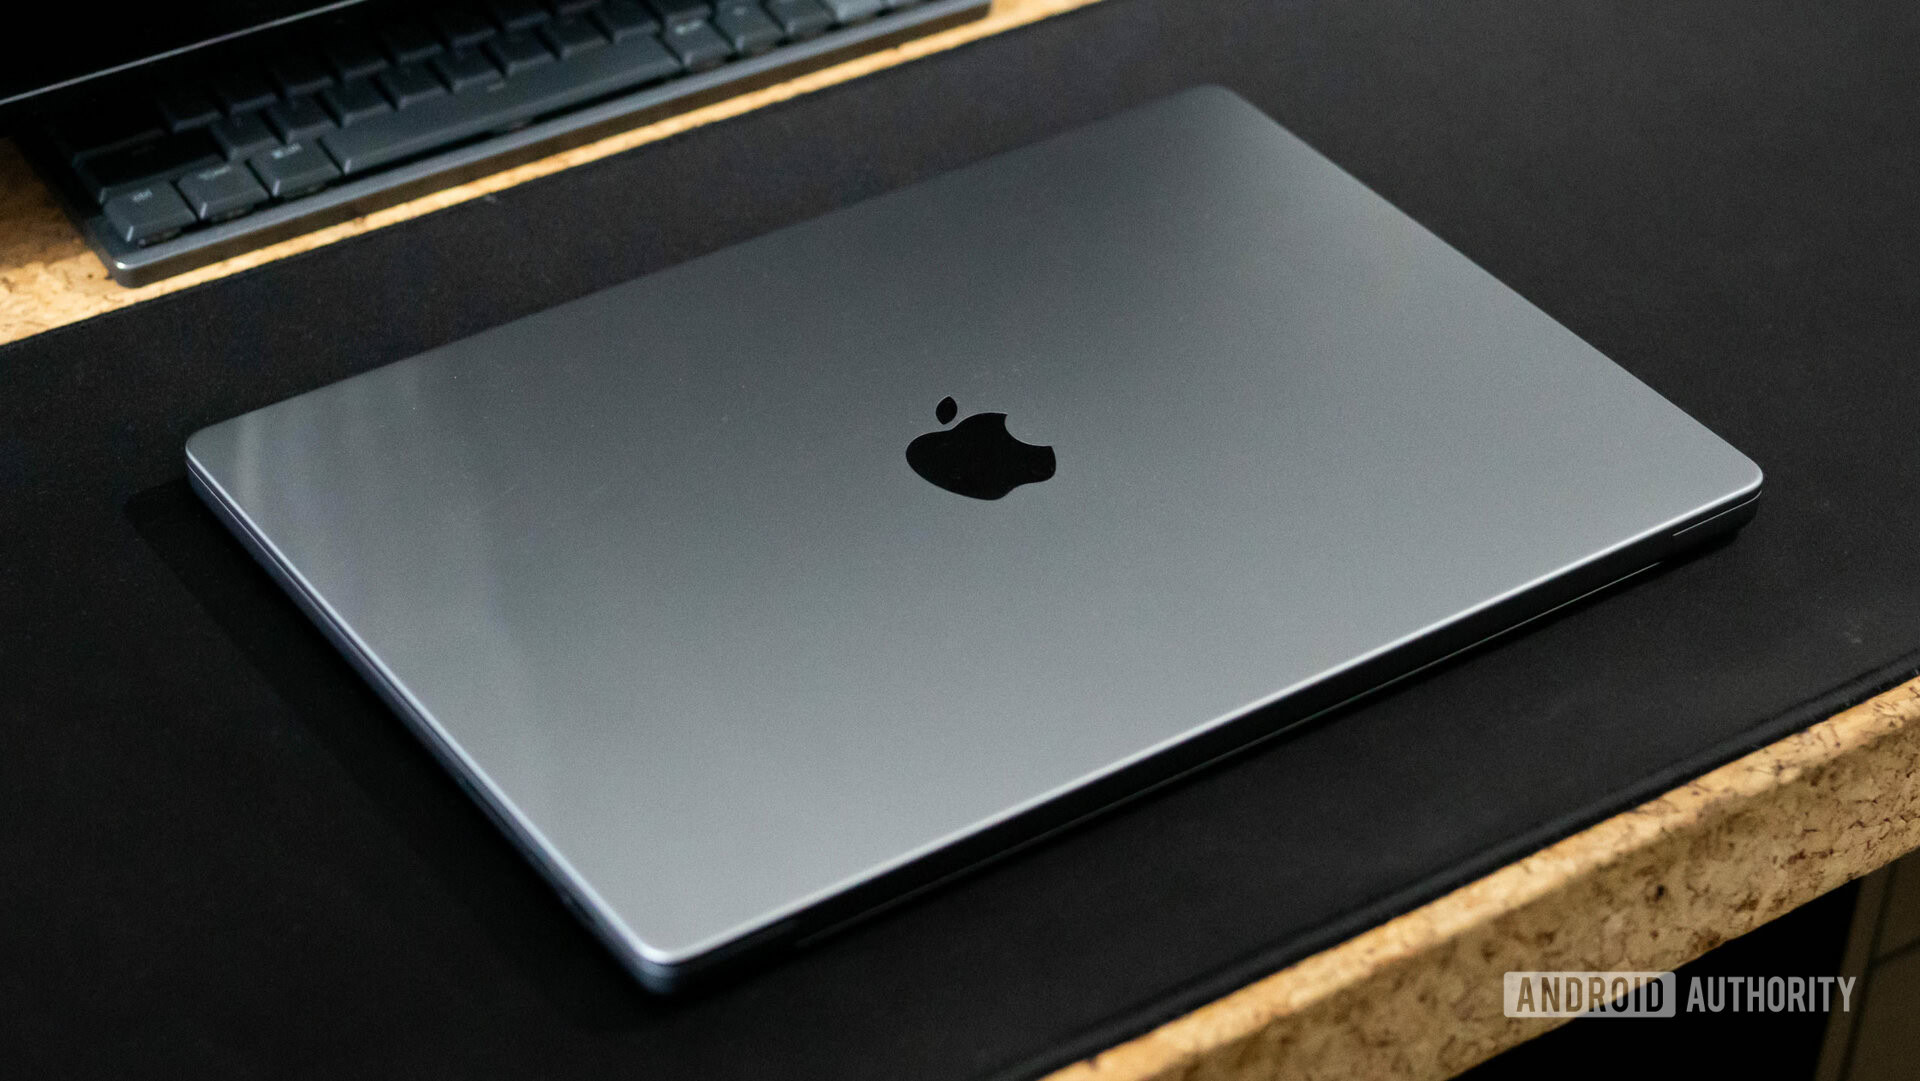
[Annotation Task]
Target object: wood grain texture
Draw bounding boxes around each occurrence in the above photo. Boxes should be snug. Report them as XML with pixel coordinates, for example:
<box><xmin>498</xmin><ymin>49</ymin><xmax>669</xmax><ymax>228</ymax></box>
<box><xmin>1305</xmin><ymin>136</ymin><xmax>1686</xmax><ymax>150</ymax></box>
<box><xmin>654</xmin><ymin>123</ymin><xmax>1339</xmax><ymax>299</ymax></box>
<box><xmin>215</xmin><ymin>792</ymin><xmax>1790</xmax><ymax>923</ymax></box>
<box><xmin>1045</xmin><ymin>675</ymin><xmax>1920</xmax><ymax>1081</ymax></box>
<box><xmin>0</xmin><ymin>0</ymin><xmax>1103</xmax><ymax>348</ymax></box>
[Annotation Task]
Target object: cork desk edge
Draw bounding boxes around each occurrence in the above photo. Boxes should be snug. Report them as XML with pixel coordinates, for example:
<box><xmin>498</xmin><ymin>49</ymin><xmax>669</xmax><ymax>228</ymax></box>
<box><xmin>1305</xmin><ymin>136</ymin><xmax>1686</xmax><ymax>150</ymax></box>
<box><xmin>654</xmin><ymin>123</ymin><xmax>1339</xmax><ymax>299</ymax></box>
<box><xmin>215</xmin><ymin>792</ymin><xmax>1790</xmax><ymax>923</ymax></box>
<box><xmin>6</xmin><ymin>2</ymin><xmax>1920</xmax><ymax>1077</ymax></box>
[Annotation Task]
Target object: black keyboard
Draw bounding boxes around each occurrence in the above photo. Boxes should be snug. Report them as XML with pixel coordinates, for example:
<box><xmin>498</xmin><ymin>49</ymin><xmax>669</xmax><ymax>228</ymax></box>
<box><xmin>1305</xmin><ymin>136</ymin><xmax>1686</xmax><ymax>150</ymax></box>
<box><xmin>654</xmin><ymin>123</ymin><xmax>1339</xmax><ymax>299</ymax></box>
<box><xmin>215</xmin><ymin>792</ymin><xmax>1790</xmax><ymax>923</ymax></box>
<box><xmin>25</xmin><ymin>0</ymin><xmax>988</xmax><ymax>286</ymax></box>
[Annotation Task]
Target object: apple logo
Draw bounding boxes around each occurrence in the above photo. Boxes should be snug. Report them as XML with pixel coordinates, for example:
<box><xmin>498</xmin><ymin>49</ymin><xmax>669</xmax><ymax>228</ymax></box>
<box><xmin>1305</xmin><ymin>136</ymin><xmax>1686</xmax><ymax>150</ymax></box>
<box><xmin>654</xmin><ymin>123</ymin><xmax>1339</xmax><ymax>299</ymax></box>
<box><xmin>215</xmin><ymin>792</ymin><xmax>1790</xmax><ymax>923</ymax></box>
<box><xmin>906</xmin><ymin>396</ymin><xmax>1056</xmax><ymax>500</ymax></box>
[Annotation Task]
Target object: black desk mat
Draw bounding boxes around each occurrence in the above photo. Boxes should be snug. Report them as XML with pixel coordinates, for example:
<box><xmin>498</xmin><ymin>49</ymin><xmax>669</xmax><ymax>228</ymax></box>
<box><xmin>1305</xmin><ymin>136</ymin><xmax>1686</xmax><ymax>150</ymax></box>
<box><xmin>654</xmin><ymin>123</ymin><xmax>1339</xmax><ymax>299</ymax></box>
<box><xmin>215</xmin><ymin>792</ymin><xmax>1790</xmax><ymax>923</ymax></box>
<box><xmin>6</xmin><ymin>0</ymin><xmax>1919</xmax><ymax>1076</ymax></box>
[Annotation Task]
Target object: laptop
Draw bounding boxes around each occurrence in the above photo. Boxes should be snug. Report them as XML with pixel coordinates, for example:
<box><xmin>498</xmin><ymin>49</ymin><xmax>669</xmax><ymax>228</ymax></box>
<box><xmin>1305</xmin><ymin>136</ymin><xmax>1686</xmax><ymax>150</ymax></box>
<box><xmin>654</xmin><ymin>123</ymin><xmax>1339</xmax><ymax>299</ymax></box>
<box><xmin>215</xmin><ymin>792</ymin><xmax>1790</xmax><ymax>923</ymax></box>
<box><xmin>186</xmin><ymin>86</ymin><xmax>1762</xmax><ymax>990</ymax></box>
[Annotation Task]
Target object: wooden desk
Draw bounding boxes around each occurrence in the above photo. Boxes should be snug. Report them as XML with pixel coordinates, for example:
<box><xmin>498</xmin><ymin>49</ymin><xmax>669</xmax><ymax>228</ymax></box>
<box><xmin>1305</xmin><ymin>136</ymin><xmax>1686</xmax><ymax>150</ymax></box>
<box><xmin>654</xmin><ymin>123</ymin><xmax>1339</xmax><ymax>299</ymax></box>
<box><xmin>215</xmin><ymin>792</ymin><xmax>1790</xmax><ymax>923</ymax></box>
<box><xmin>5</xmin><ymin>2</ymin><xmax>1918</xmax><ymax>1074</ymax></box>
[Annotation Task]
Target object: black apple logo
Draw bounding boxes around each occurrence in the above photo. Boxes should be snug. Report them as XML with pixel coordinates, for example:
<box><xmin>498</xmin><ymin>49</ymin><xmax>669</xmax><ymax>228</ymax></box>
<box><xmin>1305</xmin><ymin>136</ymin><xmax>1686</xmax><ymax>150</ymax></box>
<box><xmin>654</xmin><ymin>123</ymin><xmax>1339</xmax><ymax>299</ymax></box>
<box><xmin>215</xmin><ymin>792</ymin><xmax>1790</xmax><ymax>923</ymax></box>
<box><xmin>906</xmin><ymin>396</ymin><xmax>1056</xmax><ymax>500</ymax></box>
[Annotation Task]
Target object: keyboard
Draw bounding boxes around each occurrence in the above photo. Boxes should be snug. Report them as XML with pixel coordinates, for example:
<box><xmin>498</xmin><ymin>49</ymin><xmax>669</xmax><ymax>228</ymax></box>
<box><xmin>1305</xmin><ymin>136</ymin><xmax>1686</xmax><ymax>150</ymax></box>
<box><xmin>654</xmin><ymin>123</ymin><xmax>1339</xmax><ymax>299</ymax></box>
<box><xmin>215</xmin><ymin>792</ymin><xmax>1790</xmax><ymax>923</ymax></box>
<box><xmin>23</xmin><ymin>0</ymin><xmax>989</xmax><ymax>286</ymax></box>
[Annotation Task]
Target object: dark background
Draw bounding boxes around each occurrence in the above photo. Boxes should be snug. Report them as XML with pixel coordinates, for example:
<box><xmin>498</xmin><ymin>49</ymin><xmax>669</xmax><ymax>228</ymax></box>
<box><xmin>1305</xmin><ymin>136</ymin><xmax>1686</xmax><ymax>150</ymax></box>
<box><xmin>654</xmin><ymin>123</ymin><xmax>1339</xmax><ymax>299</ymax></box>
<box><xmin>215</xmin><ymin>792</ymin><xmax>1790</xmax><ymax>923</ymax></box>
<box><xmin>4</xmin><ymin>0</ymin><xmax>1919</xmax><ymax>1077</ymax></box>
<box><xmin>0</xmin><ymin>1</ymin><xmax>403</xmax><ymax>115</ymax></box>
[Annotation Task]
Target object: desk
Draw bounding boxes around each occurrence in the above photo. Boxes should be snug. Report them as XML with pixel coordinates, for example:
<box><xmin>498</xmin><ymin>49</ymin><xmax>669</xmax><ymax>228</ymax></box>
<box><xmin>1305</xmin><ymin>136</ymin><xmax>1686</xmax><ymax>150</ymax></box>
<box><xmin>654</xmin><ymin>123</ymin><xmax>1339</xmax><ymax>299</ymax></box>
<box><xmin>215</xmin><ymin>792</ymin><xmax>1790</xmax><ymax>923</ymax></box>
<box><xmin>5</xmin><ymin>1</ymin><xmax>1918</xmax><ymax>1077</ymax></box>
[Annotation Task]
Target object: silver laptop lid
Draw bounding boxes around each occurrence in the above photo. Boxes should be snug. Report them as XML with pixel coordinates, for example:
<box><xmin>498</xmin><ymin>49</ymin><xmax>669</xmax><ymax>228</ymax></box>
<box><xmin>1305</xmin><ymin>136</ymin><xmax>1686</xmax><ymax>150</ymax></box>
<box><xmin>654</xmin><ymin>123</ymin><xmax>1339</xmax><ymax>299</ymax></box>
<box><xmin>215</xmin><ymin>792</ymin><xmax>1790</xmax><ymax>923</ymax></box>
<box><xmin>187</xmin><ymin>87</ymin><xmax>1759</xmax><ymax>979</ymax></box>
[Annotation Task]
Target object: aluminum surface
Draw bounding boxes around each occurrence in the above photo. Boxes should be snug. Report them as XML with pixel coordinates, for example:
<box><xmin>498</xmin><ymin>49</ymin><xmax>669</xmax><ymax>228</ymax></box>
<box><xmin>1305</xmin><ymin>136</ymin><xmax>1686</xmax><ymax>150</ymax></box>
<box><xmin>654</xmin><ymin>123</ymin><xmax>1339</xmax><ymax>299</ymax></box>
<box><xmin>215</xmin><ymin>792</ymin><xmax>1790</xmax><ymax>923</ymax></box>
<box><xmin>188</xmin><ymin>87</ymin><xmax>1762</xmax><ymax>980</ymax></box>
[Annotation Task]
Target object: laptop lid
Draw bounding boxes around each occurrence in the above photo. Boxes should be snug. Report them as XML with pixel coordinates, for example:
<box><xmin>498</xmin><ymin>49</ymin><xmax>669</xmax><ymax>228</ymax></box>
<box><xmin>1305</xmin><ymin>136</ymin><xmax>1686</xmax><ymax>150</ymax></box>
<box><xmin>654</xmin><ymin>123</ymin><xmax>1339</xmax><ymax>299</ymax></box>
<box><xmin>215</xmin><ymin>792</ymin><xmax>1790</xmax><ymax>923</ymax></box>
<box><xmin>186</xmin><ymin>86</ymin><xmax>1760</xmax><ymax>986</ymax></box>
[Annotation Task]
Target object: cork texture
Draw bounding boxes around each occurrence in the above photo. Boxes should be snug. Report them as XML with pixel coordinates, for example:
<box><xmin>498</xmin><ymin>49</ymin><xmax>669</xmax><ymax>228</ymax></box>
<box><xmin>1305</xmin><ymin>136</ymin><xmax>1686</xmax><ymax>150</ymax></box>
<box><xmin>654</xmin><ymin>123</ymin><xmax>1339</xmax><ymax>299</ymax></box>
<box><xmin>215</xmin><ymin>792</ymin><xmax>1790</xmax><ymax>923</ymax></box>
<box><xmin>1045</xmin><ymin>676</ymin><xmax>1920</xmax><ymax>1081</ymax></box>
<box><xmin>7</xmin><ymin>7</ymin><xmax>1918</xmax><ymax>1075</ymax></box>
<box><xmin>0</xmin><ymin>0</ymin><xmax>1103</xmax><ymax>348</ymax></box>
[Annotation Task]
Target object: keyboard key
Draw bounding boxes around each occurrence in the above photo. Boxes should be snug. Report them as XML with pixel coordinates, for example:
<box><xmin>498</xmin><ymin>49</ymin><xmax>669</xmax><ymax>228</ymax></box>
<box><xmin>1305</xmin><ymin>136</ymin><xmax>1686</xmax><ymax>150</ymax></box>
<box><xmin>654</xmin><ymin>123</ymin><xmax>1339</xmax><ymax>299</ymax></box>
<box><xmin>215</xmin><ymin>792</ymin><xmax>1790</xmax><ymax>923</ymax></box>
<box><xmin>325</xmin><ymin>38</ymin><xmax>390</xmax><ymax>80</ymax></box>
<box><xmin>213</xmin><ymin>71</ymin><xmax>279</xmax><ymax>114</ymax></box>
<box><xmin>485</xmin><ymin>32</ymin><xmax>555</xmax><ymax>74</ymax></box>
<box><xmin>323</xmin><ymin>34</ymin><xmax>682</xmax><ymax>174</ymax></box>
<box><xmin>378</xmin><ymin>63</ymin><xmax>448</xmax><ymax>107</ymax></box>
<box><xmin>433</xmin><ymin>48</ymin><xmax>505</xmax><ymax>91</ymax></box>
<box><xmin>176</xmin><ymin>162</ymin><xmax>269</xmax><ymax>221</ymax></box>
<box><xmin>381</xmin><ymin>22</ymin><xmax>445</xmax><ymax>63</ymax></box>
<box><xmin>264</xmin><ymin>97</ymin><xmax>337</xmax><ymax>141</ymax></box>
<box><xmin>249</xmin><ymin>141</ymin><xmax>341</xmax><ymax>197</ymax></box>
<box><xmin>540</xmin><ymin>16</ymin><xmax>608</xmax><ymax>57</ymax></box>
<box><xmin>435</xmin><ymin>8</ymin><xmax>498</xmax><ymax>48</ymax></box>
<box><xmin>818</xmin><ymin>0</ymin><xmax>884</xmax><ymax>22</ymax></box>
<box><xmin>712</xmin><ymin>2</ymin><xmax>782</xmax><ymax>55</ymax></box>
<box><xmin>270</xmin><ymin>53</ymin><xmax>335</xmax><ymax>97</ymax></box>
<box><xmin>320</xmin><ymin>80</ymin><xmax>393</xmax><ymax>125</ymax></box>
<box><xmin>548</xmin><ymin>0</ymin><xmax>601</xmax><ymax>13</ymax></box>
<box><xmin>210</xmin><ymin>114</ymin><xmax>280</xmax><ymax>159</ymax></box>
<box><xmin>103</xmin><ymin>184</ymin><xmax>197</xmax><ymax>244</ymax></box>
<box><xmin>763</xmin><ymin>0</ymin><xmax>832</xmax><ymax>39</ymax></box>
<box><xmin>662</xmin><ymin>19</ymin><xmax>731</xmax><ymax>71</ymax></box>
<box><xmin>646</xmin><ymin>1</ymin><xmax>713</xmax><ymax>28</ymax></box>
<box><xmin>593</xmin><ymin>0</ymin><xmax>662</xmax><ymax>39</ymax></box>
<box><xmin>489</xmin><ymin>0</ymin><xmax>552</xmax><ymax>30</ymax></box>
<box><xmin>72</xmin><ymin>132</ymin><xmax>221</xmax><ymax>203</ymax></box>
<box><xmin>156</xmin><ymin>90</ymin><xmax>222</xmax><ymax>133</ymax></box>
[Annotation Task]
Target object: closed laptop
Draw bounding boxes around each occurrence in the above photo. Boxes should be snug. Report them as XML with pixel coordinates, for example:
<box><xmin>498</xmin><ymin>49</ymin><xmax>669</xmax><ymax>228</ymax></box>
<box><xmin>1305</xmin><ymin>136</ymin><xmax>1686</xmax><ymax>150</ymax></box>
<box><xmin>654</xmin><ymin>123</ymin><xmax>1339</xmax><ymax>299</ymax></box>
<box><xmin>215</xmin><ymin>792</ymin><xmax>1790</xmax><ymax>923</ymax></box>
<box><xmin>186</xmin><ymin>87</ymin><xmax>1762</xmax><ymax>989</ymax></box>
